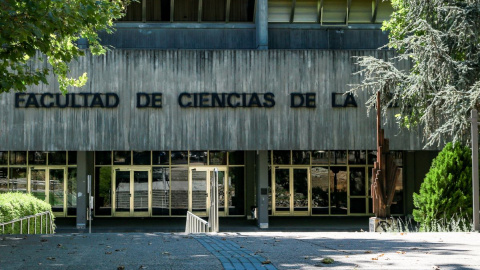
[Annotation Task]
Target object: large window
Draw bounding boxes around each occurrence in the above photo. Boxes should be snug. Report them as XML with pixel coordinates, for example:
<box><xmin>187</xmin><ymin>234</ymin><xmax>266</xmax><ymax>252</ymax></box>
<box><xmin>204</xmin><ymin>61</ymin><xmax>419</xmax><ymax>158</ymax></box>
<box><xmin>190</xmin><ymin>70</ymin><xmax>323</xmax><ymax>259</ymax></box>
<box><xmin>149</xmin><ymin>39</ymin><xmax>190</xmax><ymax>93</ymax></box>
<box><xmin>118</xmin><ymin>0</ymin><xmax>255</xmax><ymax>23</ymax></box>
<box><xmin>268</xmin><ymin>150</ymin><xmax>404</xmax><ymax>216</ymax></box>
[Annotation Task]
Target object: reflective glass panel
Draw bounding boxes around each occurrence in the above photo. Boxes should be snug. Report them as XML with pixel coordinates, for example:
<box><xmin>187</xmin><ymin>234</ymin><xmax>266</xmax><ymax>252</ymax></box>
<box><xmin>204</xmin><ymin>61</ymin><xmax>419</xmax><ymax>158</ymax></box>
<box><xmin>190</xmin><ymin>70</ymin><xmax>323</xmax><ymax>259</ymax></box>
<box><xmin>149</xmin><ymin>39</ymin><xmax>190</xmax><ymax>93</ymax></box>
<box><xmin>209</xmin><ymin>151</ymin><xmax>227</xmax><ymax>165</ymax></box>
<box><xmin>192</xmin><ymin>170</ymin><xmax>207</xmax><ymax>212</ymax></box>
<box><xmin>174</xmin><ymin>0</ymin><xmax>199</xmax><ymax>21</ymax></box>
<box><xmin>293</xmin><ymin>0</ymin><xmax>317</xmax><ymax>22</ymax></box>
<box><xmin>202</xmin><ymin>0</ymin><xmax>226</xmax><ymax>21</ymax></box>
<box><xmin>332</xmin><ymin>151</ymin><xmax>347</xmax><ymax>164</ymax></box>
<box><xmin>9</xmin><ymin>151</ymin><xmax>26</xmax><ymax>165</ymax></box>
<box><xmin>348</xmin><ymin>150</ymin><xmax>366</xmax><ymax>165</ymax></box>
<box><xmin>190</xmin><ymin>151</ymin><xmax>207</xmax><ymax>165</ymax></box>
<box><xmin>133</xmin><ymin>151</ymin><xmax>151</xmax><ymax>165</ymax></box>
<box><xmin>171</xmin><ymin>167</ymin><xmax>188</xmax><ymax>215</ymax></box>
<box><xmin>391</xmin><ymin>168</ymin><xmax>404</xmax><ymax>214</ymax></box>
<box><xmin>152</xmin><ymin>168</ymin><xmax>170</xmax><ymax>215</ymax></box>
<box><xmin>95</xmin><ymin>167</ymin><xmax>112</xmax><ymax>216</ymax></box>
<box><xmin>96</xmin><ymin>151</ymin><xmax>112</xmax><ymax>165</ymax></box>
<box><xmin>153</xmin><ymin>151</ymin><xmax>169</xmax><ymax>165</ymax></box>
<box><xmin>171</xmin><ymin>151</ymin><xmax>188</xmax><ymax>165</ymax></box>
<box><xmin>229</xmin><ymin>0</ymin><xmax>255</xmax><ymax>22</ymax></box>
<box><xmin>133</xmin><ymin>171</ymin><xmax>149</xmax><ymax>212</ymax></box>
<box><xmin>67</xmin><ymin>168</ymin><xmax>77</xmax><ymax>216</ymax></box>
<box><xmin>273</xmin><ymin>151</ymin><xmax>290</xmax><ymax>165</ymax></box>
<box><xmin>350</xmin><ymin>198</ymin><xmax>367</xmax><ymax>214</ymax></box>
<box><xmin>114</xmin><ymin>151</ymin><xmax>131</xmax><ymax>165</ymax></box>
<box><xmin>146</xmin><ymin>0</ymin><xmax>170</xmax><ymax>22</ymax></box>
<box><xmin>228</xmin><ymin>167</ymin><xmax>245</xmax><ymax>215</ymax></box>
<box><xmin>49</xmin><ymin>169</ymin><xmax>65</xmax><ymax>212</ymax></box>
<box><xmin>0</xmin><ymin>168</ymin><xmax>8</xmax><ymax>193</ymax></box>
<box><xmin>68</xmin><ymin>151</ymin><xmax>77</xmax><ymax>165</ymax></box>
<box><xmin>228</xmin><ymin>151</ymin><xmax>244</xmax><ymax>165</ymax></box>
<box><xmin>312</xmin><ymin>151</ymin><xmax>330</xmax><ymax>165</ymax></box>
<box><xmin>311</xmin><ymin>167</ymin><xmax>329</xmax><ymax>214</ymax></box>
<box><xmin>330</xmin><ymin>167</ymin><xmax>347</xmax><ymax>214</ymax></box>
<box><xmin>117</xmin><ymin>1</ymin><xmax>142</xmax><ymax>21</ymax></box>
<box><xmin>115</xmin><ymin>171</ymin><xmax>131</xmax><ymax>212</ymax></box>
<box><xmin>349</xmin><ymin>168</ymin><xmax>366</xmax><ymax>196</ymax></box>
<box><xmin>367</xmin><ymin>150</ymin><xmax>377</xmax><ymax>165</ymax></box>
<box><xmin>9</xmin><ymin>168</ymin><xmax>27</xmax><ymax>192</ymax></box>
<box><xmin>28</xmin><ymin>151</ymin><xmax>46</xmax><ymax>165</ymax></box>
<box><xmin>49</xmin><ymin>151</ymin><xmax>67</xmax><ymax>165</ymax></box>
<box><xmin>31</xmin><ymin>169</ymin><xmax>46</xmax><ymax>201</ymax></box>
<box><xmin>0</xmin><ymin>152</ymin><xmax>7</xmax><ymax>165</ymax></box>
<box><xmin>212</xmin><ymin>170</ymin><xmax>226</xmax><ymax>212</ymax></box>
<box><xmin>275</xmin><ymin>168</ymin><xmax>290</xmax><ymax>211</ymax></box>
<box><xmin>390</xmin><ymin>151</ymin><xmax>403</xmax><ymax>166</ymax></box>
<box><xmin>292</xmin><ymin>151</ymin><xmax>310</xmax><ymax>165</ymax></box>
<box><xmin>293</xmin><ymin>169</ymin><xmax>308</xmax><ymax>211</ymax></box>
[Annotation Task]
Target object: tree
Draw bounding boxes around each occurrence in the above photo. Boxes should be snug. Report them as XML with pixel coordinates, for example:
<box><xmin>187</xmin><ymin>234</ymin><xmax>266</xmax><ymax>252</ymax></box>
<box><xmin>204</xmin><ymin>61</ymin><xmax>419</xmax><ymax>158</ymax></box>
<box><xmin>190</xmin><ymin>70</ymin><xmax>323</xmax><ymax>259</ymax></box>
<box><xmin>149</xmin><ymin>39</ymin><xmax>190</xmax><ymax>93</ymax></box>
<box><xmin>0</xmin><ymin>0</ymin><xmax>129</xmax><ymax>94</ymax></box>
<box><xmin>350</xmin><ymin>0</ymin><xmax>480</xmax><ymax>147</ymax></box>
<box><xmin>413</xmin><ymin>142</ymin><xmax>472</xmax><ymax>231</ymax></box>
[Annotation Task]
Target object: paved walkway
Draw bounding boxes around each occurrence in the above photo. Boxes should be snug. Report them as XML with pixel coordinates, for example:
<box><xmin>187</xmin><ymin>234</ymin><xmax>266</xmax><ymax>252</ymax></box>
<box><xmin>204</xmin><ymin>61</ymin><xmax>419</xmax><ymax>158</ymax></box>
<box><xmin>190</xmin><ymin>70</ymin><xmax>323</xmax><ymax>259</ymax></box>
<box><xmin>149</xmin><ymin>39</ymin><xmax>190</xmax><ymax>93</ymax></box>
<box><xmin>1</xmin><ymin>231</ymin><xmax>480</xmax><ymax>269</ymax></box>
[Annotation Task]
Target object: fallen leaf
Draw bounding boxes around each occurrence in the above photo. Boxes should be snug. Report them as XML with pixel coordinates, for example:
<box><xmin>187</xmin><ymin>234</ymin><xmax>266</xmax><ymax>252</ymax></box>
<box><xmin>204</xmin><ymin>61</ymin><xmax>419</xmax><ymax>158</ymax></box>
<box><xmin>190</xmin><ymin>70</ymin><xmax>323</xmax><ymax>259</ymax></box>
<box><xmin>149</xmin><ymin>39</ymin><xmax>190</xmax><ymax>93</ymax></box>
<box><xmin>117</xmin><ymin>266</ymin><xmax>125</xmax><ymax>270</ymax></box>
<box><xmin>40</xmin><ymin>239</ymin><xmax>48</xmax><ymax>242</ymax></box>
<box><xmin>139</xmin><ymin>265</ymin><xmax>147</xmax><ymax>269</ymax></box>
<box><xmin>57</xmin><ymin>244</ymin><xmax>62</xmax><ymax>248</ymax></box>
<box><xmin>321</xmin><ymin>258</ymin><xmax>334</xmax><ymax>264</ymax></box>
<box><xmin>364</xmin><ymin>251</ymin><xmax>372</xmax><ymax>254</ymax></box>
<box><xmin>262</xmin><ymin>260</ymin><xmax>271</xmax><ymax>264</ymax></box>
<box><xmin>162</xmin><ymin>252</ymin><xmax>170</xmax><ymax>255</ymax></box>
<box><xmin>372</xmin><ymin>258</ymin><xmax>378</xmax><ymax>261</ymax></box>
<box><xmin>46</xmin><ymin>257</ymin><xmax>55</xmax><ymax>261</ymax></box>
<box><xmin>105</xmin><ymin>252</ymin><xmax>112</xmax><ymax>255</ymax></box>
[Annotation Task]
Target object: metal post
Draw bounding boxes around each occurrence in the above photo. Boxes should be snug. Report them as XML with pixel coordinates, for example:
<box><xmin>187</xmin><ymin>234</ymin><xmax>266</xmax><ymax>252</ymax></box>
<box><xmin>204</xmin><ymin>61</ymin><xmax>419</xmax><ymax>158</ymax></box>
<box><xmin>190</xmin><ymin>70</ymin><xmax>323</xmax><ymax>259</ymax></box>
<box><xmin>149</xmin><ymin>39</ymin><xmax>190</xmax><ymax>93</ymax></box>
<box><xmin>471</xmin><ymin>109</ymin><xmax>479</xmax><ymax>232</ymax></box>
<box><xmin>88</xmin><ymin>175</ymin><xmax>92</xmax><ymax>234</ymax></box>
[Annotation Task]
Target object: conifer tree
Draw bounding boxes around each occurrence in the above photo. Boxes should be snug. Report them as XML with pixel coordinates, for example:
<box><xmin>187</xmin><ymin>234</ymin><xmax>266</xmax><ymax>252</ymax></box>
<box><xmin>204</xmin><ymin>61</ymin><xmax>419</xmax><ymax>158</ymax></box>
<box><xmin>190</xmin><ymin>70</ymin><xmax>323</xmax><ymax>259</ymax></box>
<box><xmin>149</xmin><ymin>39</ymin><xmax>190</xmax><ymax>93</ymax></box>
<box><xmin>413</xmin><ymin>142</ymin><xmax>472</xmax><ymax>230</ymax></box>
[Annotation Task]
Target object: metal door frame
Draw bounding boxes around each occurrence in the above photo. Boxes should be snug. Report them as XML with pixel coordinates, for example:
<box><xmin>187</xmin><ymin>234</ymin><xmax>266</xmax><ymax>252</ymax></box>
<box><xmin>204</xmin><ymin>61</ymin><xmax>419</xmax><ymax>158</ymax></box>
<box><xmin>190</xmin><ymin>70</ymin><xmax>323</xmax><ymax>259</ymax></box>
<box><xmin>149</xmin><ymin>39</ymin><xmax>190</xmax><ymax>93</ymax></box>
<box><xmin>272</xmin><ymin>166</ymin><xmax>311</xmax><ymax>216</ymax></box>
<box><xmin>188</xmin><ymin>166</ymin><xmax>227</xmax><ymax>216</ymax></box>
<box><xmin>28</xmin><ymin>166</ymin><xmax>68</xmax><ymax>217</ymax></box>
<box><xmin>112</xmin><ymin>167</ymin><xmax>152</xmax><ymax>217</ymax></box>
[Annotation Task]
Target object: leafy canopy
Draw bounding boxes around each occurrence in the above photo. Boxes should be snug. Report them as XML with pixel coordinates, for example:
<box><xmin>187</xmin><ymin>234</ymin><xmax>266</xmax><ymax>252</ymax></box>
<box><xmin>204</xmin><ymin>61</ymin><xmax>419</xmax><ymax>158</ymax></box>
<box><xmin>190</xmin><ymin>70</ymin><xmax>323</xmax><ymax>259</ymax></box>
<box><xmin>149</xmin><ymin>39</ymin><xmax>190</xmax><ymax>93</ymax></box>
<box><xmin>351</xmin><ymin>0</ymin><xmax>480</xmax><ymax>147</ymax></box>
<box><xmin>0</xmin><ymin>0</ymin><xmax>129</xmax><ymax>94</ymax></box>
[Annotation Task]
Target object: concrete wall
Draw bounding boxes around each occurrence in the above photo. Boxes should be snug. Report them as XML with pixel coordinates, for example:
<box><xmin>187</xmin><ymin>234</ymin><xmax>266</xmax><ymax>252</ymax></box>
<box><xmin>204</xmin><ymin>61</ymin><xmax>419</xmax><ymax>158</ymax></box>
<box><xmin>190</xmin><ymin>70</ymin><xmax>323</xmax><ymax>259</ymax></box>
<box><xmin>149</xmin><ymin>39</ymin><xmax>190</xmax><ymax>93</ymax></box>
<box><xmin>0</xmin><ymin>49</ymin><xmax>430</xmax><ymax>151</ymax></box>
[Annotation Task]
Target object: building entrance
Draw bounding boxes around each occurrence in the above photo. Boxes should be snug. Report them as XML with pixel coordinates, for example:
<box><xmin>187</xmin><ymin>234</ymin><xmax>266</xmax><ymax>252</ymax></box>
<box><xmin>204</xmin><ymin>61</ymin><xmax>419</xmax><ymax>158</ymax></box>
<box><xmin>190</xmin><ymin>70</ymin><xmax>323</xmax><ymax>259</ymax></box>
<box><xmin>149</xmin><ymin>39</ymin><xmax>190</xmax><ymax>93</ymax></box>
<box><xmin>29</xmin><ymin>167</ymin><xmax>70</xmax><ymax>217</ymax></box>
<box><xmin>272</xmin><ymin>167</ymin><xmax>310</xmax><ymax>215</ymax></box>
<box><xmin>189</xmin><ymin>167</ymin><xmax>227</xmax><ymax>217</ymax></box>
<box><xmin>112</xmin><ymin>168</ymin><xmax>151</xmax><ymax>217</ymax></box>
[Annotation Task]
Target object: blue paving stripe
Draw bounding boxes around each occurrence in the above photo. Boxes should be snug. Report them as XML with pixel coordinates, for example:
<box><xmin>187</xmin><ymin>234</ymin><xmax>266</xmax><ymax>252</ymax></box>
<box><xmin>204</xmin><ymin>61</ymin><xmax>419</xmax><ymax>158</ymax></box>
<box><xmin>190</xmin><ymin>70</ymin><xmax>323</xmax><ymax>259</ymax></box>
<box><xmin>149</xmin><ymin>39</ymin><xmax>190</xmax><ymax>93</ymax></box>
<box><xmin>194</xmin><ymin>235</ymin><xmax>277</xmax><ymax>270</ymax></box>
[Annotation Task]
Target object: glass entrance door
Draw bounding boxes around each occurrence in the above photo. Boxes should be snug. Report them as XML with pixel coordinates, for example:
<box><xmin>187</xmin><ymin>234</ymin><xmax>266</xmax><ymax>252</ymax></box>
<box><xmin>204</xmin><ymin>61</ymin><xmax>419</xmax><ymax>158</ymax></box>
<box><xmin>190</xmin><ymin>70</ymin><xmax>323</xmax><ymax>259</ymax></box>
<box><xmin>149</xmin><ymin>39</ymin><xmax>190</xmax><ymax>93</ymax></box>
<box><xmin>29</xmin><ymin>168</ymin><xmax>67</xmax><ymax>217</ymax></box>
<box><xmin>272</xmin><ymin>167</ymin><xmax>310</xmax><ymax>215</ymax></box>
<box><xmin>113</xmin><ymin>169</ymin><xmax>151</xmax><ymax>217</ymax></box>
<box><xmin>189</xmin><ymin>167</ymin><xmax>227</xmax><ymax>217</ymax></box>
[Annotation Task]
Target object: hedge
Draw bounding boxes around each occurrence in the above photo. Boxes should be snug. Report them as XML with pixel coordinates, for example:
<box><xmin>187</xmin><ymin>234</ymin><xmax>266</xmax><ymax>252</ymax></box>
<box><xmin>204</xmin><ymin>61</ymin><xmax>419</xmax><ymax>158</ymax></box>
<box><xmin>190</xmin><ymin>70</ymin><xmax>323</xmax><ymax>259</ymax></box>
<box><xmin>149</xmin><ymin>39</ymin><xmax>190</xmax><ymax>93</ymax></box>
<box><xmin>0</xmin><ymin>192</ymin><xmax>55</xmax><ymax>234</ymax></box>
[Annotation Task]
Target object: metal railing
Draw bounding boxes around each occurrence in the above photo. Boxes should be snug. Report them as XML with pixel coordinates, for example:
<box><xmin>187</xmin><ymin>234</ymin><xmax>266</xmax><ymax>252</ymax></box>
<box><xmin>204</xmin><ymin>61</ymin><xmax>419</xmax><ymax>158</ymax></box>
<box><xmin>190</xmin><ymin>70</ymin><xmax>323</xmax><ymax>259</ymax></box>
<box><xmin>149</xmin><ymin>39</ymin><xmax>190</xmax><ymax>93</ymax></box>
<box><xmin>185</xmin><ymin>211</ymin><xmax>210</xmax><ymax>233</ymax></box>
<box><xmin>1</xmin><ymin>211</ymin><xmax>55</xmax><ymax>235</ymax></box>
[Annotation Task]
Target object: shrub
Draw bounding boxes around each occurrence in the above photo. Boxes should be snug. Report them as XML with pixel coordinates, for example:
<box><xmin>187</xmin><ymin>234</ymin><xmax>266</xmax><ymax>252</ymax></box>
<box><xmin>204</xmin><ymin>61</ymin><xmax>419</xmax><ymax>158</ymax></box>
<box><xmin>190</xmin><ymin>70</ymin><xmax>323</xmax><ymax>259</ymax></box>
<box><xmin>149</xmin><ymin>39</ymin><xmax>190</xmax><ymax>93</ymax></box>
<box><xmin>413</xmin><ymin>142</ymin><xmax>473</xmax><ymax>231</ymax></box>
<box><xmin>0</xmin><ymin>192</ymin><xmax>55</xmax><ymax>234</ymax></box>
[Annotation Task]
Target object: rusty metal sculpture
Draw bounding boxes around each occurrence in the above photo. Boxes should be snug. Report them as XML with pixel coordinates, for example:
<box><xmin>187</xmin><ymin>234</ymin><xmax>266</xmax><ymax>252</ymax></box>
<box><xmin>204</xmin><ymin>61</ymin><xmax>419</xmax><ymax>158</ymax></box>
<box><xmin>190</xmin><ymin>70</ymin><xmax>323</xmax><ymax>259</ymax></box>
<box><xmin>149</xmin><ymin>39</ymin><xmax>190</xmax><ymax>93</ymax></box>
<box><xmin>371</xmin><ymin>92</ymin><xmax>401</xmax><ymax>218</ymax></box>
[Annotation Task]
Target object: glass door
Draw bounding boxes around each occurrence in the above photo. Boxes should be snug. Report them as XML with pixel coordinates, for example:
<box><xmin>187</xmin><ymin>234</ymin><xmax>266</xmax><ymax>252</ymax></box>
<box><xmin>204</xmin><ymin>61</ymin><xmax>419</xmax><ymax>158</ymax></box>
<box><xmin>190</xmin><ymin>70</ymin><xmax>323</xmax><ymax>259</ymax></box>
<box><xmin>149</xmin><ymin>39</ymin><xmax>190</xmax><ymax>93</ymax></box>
<box><xmin>113</xmin><ymin>169</ymin><xmax>151</xmax><ymax>217</ymax></box>
<box><xmin>189</xmin><ymin>167</ymin><xmax>227</xmax><ymax>217</ymax></box>
<box><xmin>29</xmin><ymin>168</ymin><xmax>67</xmax><ymax>217</ymax></box>
<box><xmin>49</xmin><ymin>169</ymin><xmax>66</xmax><ymax>215</ymax></box>
<box><xmin>272</xmin><ymin>167</ymin><xmax>310</xmax><ymax>215</ymax></box>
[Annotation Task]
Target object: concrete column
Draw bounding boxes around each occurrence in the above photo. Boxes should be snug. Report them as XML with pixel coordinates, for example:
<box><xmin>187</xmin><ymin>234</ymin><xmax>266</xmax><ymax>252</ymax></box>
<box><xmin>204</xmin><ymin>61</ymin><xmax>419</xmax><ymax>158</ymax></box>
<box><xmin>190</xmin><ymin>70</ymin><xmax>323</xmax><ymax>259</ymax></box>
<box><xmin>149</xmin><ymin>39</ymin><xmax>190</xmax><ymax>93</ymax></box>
<box><xmin>256</xmin><ymin>150</ymin><xmax>269</xmax><ymax>228</ymax></box>
<box><xmin>256</xmin><ymin>0</ymin><xmax>268</xmax><ymax>50</ymax></box>
<box><xmin>76</xmin><ymin>151</ymin><xmax>94</xmax><ymax>229</ymax></box>
<box><xmin>245</xmin><ymin>151</ymin><xmax>256</xmax><ymax>219</ymax></box>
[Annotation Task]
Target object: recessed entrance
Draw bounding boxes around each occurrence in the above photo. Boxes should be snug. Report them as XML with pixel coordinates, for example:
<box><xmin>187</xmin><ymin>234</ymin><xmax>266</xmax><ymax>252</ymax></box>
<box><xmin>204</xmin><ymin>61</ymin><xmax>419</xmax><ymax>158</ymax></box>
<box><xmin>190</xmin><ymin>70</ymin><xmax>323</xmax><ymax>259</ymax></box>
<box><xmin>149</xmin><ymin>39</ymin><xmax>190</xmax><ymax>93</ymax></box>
<box><xmin>113</xmin><ymin>168</ymin><xmax>151</xmax><ymax>217</ymax></box>
<box><xmin>272</xmin><ymin>167</ymin><xmax>310</xmax><ymax>215</ymax></box>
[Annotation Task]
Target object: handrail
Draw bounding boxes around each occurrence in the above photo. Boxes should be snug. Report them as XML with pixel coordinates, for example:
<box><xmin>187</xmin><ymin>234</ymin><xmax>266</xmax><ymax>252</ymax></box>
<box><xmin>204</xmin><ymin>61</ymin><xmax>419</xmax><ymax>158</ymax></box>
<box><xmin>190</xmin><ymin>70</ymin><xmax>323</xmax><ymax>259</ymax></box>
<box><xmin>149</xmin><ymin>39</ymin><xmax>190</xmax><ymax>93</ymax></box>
<box><xmin>185</xmin><ymin>211</ymin><xmax>210</xmax><ymax>233</ymax></box>
<box><xmin>0</xmin><ymin>211</ymin><xmax>55</xmax><ymax>235</ymax></box>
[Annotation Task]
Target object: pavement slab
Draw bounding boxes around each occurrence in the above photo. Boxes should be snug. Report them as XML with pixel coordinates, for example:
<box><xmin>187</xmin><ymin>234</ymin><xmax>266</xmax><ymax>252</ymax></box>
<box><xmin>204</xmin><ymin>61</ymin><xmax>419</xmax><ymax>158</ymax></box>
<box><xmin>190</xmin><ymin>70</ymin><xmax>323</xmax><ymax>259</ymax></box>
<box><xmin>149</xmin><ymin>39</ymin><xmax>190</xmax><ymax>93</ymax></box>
<box><xmin>1</xmin><ymin>232</ymin><xmax>480</xmax><ymax>270</ymax></box>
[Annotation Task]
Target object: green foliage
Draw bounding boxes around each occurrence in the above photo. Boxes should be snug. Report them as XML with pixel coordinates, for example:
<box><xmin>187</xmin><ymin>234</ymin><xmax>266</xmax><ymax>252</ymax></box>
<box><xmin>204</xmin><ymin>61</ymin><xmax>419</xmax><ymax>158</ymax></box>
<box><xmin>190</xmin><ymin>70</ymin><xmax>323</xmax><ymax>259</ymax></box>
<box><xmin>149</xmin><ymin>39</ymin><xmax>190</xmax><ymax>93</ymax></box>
<box><xmin>351</xmin><ymin>0</ymin><xmax>480</xmax><ymax>146</ymax></box>
<box><xmin>0</xmin><ymin>0</ymin><xmax>130</xmax><ymax>94</ymax></box>
<box><xmin>413</xmin><ymin>142</ymin><xmax>473</xmax><ymax>231</ymax></box>
<box><xmin>0</xmin><ymin>192</ymin><xmax>55</xmax><ymax>234</ymax></box>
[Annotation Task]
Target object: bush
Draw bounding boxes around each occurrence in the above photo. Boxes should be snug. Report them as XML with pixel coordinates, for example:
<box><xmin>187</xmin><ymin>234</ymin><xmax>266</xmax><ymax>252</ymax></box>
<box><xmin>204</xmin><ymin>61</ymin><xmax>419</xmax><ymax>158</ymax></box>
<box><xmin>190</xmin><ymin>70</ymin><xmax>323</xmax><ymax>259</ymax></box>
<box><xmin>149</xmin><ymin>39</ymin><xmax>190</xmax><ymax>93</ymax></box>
<box><xmin>0</xmin><ymin>192</ymin><xmax>55</xmax><ymax>234</ymax></box>
<box><xmin>413</xmin><ymin>142</ymin><xmax>473</xmax><ymax>231</ymax></box>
